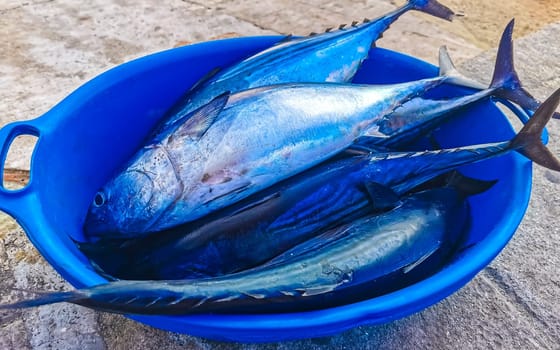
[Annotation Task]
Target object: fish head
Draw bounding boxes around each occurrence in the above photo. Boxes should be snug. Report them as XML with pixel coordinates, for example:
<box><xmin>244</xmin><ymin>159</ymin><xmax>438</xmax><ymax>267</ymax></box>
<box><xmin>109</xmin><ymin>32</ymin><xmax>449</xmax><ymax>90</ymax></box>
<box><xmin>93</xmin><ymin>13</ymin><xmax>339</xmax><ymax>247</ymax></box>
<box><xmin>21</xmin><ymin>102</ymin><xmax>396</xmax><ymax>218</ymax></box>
<box><xmin>84</xmin><ymin>169</ymin><xmax>159</xmax><ymax>238</ymax></box>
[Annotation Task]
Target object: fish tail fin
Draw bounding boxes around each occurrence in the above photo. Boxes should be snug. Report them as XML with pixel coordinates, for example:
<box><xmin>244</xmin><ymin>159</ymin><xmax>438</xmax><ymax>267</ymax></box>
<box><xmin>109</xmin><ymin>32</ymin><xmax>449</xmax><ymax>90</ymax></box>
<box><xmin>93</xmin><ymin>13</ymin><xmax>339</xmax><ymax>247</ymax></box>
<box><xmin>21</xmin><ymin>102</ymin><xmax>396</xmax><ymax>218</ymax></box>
<box><xmin>487</xmin><ymin>19</ymin><xmax>560</xmax><ymax>119</ymax></box>
<box><xmin>438</xmin><ymin>46</ymin><xmax>488</xmax><ymax>89</ymax></box>
<box><xmin>0</xmin><ymin>290</ymin><xmax>86</xmax><ymax>310</ymax></box>
<box><xmin>408</xmin><ymin>0</ymin><xmax>455</xmax><ymax>21</ymax></box>
<box><xmin>363</xmin><ymin>0</ymin><xmax>453</xmax><ymax>48</ymax></box>
<box><xmin>510</xmin><ymin>88</ymin><xmax>560</xmax><ymax>171</ymax></box>
<box><xmin>487</xmin><ymin>20</ymin><xmax>537</xmax><ymax>109</ymax></box>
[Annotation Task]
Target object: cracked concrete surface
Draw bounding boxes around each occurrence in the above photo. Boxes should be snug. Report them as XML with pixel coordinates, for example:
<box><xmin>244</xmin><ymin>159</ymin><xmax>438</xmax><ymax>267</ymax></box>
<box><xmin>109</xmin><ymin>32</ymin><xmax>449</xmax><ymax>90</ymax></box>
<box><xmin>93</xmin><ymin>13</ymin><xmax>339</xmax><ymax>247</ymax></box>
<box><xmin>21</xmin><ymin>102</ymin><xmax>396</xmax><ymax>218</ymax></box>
<box><xmin>1</xmin><ymin>0</ymin><xmax>560</xmax><ymax>349</ymax></box>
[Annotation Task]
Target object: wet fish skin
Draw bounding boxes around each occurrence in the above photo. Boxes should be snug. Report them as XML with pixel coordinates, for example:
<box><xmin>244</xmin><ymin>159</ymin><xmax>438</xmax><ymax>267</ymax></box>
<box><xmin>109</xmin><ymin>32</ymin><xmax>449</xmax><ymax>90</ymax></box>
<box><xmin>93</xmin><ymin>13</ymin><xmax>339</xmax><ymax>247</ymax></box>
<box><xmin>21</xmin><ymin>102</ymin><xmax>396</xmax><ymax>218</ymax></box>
<box><xmin>263</xmin><ymin>85</ymin><xmax>560</xmax><ymax>257</ymax></box>
<box><xmin>85</xmin><ymin>76</ymin><xmax>450</xmax><ymax>237</ymax></box>
<box><xmin>2</xmin><ymin>186</ymin><xmax>471</xmax><ymax>315</ymax></box>
<box><xmin>154</xmin><ymin>0</ymin><xmax>455</xmax><ymax>134</ymax></box>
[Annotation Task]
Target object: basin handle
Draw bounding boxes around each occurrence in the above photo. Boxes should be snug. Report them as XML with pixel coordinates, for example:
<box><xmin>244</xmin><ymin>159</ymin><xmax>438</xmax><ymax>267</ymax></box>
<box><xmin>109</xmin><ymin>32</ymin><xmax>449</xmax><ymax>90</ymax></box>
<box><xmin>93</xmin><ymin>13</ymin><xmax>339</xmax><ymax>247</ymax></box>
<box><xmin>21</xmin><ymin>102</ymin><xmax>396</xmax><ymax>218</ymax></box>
<box><xmin>0</xmin><ymin>120</ymin><xmax>41</xmax><ymax>216</ymax></box>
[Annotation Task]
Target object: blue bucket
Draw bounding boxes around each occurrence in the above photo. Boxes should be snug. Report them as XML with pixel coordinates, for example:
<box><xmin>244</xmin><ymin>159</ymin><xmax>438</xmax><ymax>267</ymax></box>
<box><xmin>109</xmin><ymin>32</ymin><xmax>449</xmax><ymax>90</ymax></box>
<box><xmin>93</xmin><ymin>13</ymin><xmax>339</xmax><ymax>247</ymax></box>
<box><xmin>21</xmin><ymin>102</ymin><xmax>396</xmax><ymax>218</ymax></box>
<box><xmin>0</xmin><ymin>37</ymin><xmax>532</xmax><ymax>342</ymax></box>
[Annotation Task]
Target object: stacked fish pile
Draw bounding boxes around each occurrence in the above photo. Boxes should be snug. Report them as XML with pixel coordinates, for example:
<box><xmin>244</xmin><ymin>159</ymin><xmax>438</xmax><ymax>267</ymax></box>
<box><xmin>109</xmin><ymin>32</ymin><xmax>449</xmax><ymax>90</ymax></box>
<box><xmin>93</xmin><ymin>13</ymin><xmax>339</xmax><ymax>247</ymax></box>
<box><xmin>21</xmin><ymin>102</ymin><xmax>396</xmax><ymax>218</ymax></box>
<box><xmin>2</xmin><ymin>0</ymin><xmax>560</xmax><ymax>316</ymax></box>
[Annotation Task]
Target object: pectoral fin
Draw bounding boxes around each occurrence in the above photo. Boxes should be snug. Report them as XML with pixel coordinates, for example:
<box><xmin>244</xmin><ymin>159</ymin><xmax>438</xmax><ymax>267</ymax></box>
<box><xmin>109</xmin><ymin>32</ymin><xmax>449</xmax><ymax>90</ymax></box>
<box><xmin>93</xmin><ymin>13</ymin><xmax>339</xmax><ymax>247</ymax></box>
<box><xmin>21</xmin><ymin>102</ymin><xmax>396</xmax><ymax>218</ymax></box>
<box><xmin>443</xmin><ymin>171</ymin><xmax>498</xmax><ymax>196</ymax></box>
<box><xmin>263</xmin><ymin>225</ymin><xmax>354</xmax><ymax>267</ymax></box>
<box><xmin>202</xmin><ymin>180</ymin><xmax>252</xmax><ymax>205</ymax></box>
<box><xmin>173</xmin><ymin>92</ymin><xmax>229</xmax><ymax>140</ymax></box>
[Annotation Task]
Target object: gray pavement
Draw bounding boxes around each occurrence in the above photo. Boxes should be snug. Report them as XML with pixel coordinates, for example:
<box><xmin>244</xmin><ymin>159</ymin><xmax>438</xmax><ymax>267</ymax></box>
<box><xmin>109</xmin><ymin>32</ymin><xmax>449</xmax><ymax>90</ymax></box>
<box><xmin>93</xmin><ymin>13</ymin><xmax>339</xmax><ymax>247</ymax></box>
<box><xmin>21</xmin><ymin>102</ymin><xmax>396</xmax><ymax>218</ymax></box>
<box><xmin>0</xmin><ymin>1</ymin><xmax>559</xmax><ymax>349</ymax></box>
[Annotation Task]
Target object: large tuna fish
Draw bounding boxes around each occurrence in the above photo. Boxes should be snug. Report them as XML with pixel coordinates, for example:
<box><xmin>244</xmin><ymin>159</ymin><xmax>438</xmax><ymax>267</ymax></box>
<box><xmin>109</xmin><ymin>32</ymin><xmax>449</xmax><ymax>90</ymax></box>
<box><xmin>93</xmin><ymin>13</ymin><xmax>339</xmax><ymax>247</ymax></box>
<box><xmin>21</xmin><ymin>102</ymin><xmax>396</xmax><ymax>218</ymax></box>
<box><xmin>160</xmin><ymin>17</ymin><xmax>552</xmax><ymax>143</ymax></box>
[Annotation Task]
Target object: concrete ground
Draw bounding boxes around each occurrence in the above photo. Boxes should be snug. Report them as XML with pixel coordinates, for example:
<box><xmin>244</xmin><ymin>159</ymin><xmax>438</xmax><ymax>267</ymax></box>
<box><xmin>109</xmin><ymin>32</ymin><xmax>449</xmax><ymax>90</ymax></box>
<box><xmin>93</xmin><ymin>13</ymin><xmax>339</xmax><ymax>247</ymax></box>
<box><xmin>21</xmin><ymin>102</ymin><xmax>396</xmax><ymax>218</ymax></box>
<box><xmin>0</xmin><ymin>0</ymin><xmax>559</xmax><ymax>349</ymax></box>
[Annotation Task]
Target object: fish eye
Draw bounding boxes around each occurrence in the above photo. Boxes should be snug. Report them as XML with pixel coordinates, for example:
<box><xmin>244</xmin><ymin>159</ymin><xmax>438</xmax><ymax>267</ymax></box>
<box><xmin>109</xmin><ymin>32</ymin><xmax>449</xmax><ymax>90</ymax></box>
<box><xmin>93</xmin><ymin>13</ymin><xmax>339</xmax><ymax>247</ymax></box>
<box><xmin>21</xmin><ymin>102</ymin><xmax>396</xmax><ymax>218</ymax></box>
<box><xmin>93</xmin><ymin>191</ymin><xmax>106</xmax><ymax>207</ymax></box>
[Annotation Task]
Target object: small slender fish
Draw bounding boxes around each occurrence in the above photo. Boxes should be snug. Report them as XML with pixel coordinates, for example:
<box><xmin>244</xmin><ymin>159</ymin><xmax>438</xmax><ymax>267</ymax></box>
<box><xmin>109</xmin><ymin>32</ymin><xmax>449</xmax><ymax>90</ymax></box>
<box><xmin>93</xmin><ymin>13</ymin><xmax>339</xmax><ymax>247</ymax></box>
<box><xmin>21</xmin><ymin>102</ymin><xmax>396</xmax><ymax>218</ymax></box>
<box><xmin>85</xmin><ymin>69</ymin><xmax>475</xmax><ymax>237</ymax></box>
<box><xmin>154</xmin><ymin>0</ymin><xmax>455</xmax><ymax>134</ymax></box>
<box><xmin>0</xmin><ymin>185</ymin><xmax>475</xmax><ymax>315</ymax></box>
<box><xmin>81</xmin><ymin>85</ymin><xmax>560</xmax><ymax>280</ymax></box>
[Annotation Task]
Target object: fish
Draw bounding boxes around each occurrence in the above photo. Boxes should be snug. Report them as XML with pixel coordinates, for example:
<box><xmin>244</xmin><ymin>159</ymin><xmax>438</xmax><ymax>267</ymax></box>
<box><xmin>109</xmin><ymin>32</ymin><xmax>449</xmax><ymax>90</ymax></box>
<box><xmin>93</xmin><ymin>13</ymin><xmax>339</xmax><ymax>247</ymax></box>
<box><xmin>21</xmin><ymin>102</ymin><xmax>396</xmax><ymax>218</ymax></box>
<box><xmin>80</xmin><ymin>85</ymin><xmax>560</xmax><ymax>280</ymax></box>
<box><xmin>153</xmin><ymin>0</ymin><xmax>456</xmax><ymax>135</ymax></box>
<box><xmin>0</xmin><ymin>184</ymin><xmax>480</xmax><ymax>316</ymax></box>
<box><xmin>85</xmin><ymin>68</ymin><xmax>478</xmax><ymax>237</ymax></box>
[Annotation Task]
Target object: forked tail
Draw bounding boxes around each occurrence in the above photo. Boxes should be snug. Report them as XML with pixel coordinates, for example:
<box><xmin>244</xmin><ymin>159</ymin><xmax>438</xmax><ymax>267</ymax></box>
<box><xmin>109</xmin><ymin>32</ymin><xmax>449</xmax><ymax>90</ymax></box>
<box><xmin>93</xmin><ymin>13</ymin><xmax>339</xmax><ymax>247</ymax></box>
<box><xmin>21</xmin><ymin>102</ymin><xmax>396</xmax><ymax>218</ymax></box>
<box><xmin>363</xmin><ymin>0</ymin><xmax>453</xmax><ymax>40</ymax></box>
<box><xmin>510</xmin><ymin>88</ymin><xmax>560</xmax><ymax>170</ymax></box>
<box><xmin>440</xmin><ymin>19</ymin><xmax>560</xmax><ymax>119</ymax></box>
<box><xmin>408</xmin><ymin>0</ymin><xmax>455</xmax><ymax>22</ymax></box>
<box><xmin>438</xmin><ymin>19</ymin><xmax>529</xmax><ymax>97</ymax></box>
<box><xmin>486</xmin><ymin>19</ymin><xmax>560</xmax><ymax>119</ymax></box>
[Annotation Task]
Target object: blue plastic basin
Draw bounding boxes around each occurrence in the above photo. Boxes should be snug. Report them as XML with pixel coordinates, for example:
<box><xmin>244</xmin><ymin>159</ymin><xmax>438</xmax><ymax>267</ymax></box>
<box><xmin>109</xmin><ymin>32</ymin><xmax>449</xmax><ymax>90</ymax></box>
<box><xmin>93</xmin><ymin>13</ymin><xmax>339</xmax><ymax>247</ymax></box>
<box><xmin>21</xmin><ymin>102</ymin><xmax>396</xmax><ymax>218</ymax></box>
<box><xmin>0</xmin><ymin>37</ymin><xmax>532</xmax><ymax>342</ymax></box>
